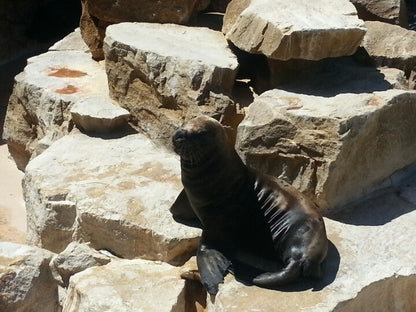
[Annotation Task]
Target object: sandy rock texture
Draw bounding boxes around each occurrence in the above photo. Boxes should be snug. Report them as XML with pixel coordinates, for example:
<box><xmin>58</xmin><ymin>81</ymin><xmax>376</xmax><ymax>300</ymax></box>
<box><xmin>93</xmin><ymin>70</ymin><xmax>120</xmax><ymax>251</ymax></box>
<box><xmin>80</xmin><ymin>0</ymin><xmax>210</xmax><ymax>60</ymax></box>
<box><xmin>2</xmin><ymin>1</ymin><xmax>416</xmax><ymax>311</ymax></box>
<box><xmin>0</xmin><ymin>145</ymin><xmax>25</xmax><ymax>243</ymax></box>
<box><xmin>350</xmin><ymin>0</ymin><xmax>408</xmax><ymax>26</ymax></box>
<box><xmin>50</xmin><ymin>242</ymin><xmax>112</xmax><ymax>287</ymax></box>
<box><xmin>237</xmin><ymin>89</ymin><xmax>416</xmax><ymax>210</ymax></box>
<box><xmin>0</xmin><ymin>242</ymin><xmax>59</xmax><ymax>312</ymax></box>
<box><xmin>70</xmin><ymin>95</ymin><xmax>130</xmax><ymax>133</ymax></box>
<box><xmin>2</xmin><ymin>50</ymin><xmax>108</xmax><ymax>171</ymax></box>
<box><xmin>361</xmin><ymin>20</ymin><xmax>416</xmax><ymax>76</ymax></box>
<box><xmin>63</xmin><ymin>258</ymin><xmax>188</xmax><ymax>312</ymax></box>
<box><xmin>104</xmin><ymin>22</ymin><xmax>239</xmax><ymax>144</ymax></box>
<box><xmin>23</xmin><ymin>132</ymin><xmax>201</xmax><ymax>262</ymax></box>
<box><xmin>223</xmin><ymin>0</ymin><xmax>366</xmax><ymax>60</ymax></box>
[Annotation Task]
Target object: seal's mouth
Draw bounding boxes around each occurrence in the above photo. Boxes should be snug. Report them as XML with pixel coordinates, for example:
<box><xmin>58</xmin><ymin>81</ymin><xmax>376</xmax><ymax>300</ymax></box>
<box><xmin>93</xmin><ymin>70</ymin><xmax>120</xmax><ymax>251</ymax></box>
<box><xmin>172</xmin><ymin>128</ymin><xmax>212</xmax><ymax>167</ymax></box>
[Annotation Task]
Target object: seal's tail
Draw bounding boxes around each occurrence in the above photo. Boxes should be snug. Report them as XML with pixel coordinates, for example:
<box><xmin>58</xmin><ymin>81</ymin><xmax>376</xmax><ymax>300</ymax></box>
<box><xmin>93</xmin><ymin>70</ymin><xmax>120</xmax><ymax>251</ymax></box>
<box><xmin>252</xmin><ymin>259</ymin><xmax>302</xmax><ymax>287</ymax></box>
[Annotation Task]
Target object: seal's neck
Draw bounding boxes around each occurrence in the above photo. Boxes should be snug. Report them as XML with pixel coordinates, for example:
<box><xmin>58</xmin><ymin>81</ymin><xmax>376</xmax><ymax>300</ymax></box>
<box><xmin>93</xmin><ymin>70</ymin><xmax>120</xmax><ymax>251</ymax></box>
<box><xmin>181</xmin><ymin>148</ymin><xmax>247</xmax><ymax>204</ymax></box>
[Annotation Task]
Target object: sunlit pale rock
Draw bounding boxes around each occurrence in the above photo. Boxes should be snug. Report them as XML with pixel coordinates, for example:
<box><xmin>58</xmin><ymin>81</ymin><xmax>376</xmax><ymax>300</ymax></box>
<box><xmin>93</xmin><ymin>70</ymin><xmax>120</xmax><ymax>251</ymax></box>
<box><xmin>104</xmin><ymin>22</ymin><xmax>239</xmax><ymax>145</ymax></box>
<box><xmin>223</xmin><ymin>0</ymin><xmax>366</xmax><ymax>60</ymax></box>
<box><xmin>0</xmin><ymin>243</ymin><xmax>59</xmax><ymax>312</ymax></box>
<box><xmin>237</xmin><ymin>89</ymin><xmax>416</xmax><ymax>210</ymax></box>
<box><xmin>23</xmin><ymin>132</ymin><xmax>201</xmax><ymax>263</ymax></box>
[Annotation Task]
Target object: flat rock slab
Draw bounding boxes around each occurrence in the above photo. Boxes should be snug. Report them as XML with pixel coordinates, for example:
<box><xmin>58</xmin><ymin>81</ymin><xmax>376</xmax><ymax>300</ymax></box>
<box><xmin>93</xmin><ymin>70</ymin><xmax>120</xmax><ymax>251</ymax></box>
<box><xmin>104</xmin><ymin>22</ymin><xmax>239</xmax><ymax>144</ymax></box>
<box><xmin>23</xmin><ymin>132</ymin><xmax>201</xmax><ymax>263</ymax></box>
<box><xmin>0</xmin><ymin>242</ymin><xmax>59</xmax><ymax>312</ymax></box>
<box><xmin>80</xmin><ymin>0</ymin><xmax>210</xmax><ymax>60</ymax></box>
<box><xmin>208</xmin><ymin>188</ymin><xmax>416</xmax><ymax>311</ymax></box>
<box><xmin>223</xmin><ymin>0</ymin><xmax>366</xmax><ymax>60</ymax></box>
<box><xmin>3</xmin><ymin>50</ymin><xmax>108</xmax><ymax>170</ymax></box>
<box><xmin>63</xmin><ymin>258</ymin><xmax>187</xmax><ymax>312</ymax></box>
<box><xmin>236</xmin><ymin>89</ymin><xmax>416</xmax><ymax>210</ymax></box>
<box><xmin>361</xmin><ymin>21</ymin><xmax>416</xmax><ymax>76</ymax></box>
<box><xmin>70</xmin><ymin>95</ymin><xmax>130</xmax><ymax>133</ymax></box>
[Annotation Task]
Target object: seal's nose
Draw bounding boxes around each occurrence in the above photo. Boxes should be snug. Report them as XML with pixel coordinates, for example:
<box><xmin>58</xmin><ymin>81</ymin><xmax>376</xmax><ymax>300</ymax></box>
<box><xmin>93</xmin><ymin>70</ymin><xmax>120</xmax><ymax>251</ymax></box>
<box><xmin>172</xmin><ymin>129</ymin><xmax>187</xmax><ymax>145</ymax></box>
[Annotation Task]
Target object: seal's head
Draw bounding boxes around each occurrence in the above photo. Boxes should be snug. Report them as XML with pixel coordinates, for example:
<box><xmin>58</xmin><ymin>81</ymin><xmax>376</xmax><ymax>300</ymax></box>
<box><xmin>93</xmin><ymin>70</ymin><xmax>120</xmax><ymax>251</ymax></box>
<box><xmin>172</xmin><ymin>116</ymin><xmax>229</xmax><ymax>166</ymax></box>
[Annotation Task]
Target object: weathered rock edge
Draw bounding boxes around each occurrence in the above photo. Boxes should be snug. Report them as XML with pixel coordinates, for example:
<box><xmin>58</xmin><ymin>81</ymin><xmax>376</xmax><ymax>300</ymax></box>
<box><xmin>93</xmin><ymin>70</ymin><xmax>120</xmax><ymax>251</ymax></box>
<box><xmin>237</xmin><ymin>89</ymin><xmax>416</xmax><ymax>211</ymax></box>
<box><xmin>23</xmin><ymin>132</ymin><xmax>201</xmax><ymax>264</ymax></box>
<box><xmin>2</xmin><ymin>50</ymin><xmax>109</xmax><ymax>171</ymax></box>
<box><xmin>223</xmin><ymin>0</ymin><xmax>366</xmax><ymax>61</ymax></box>
<box><xmin>104</xmin><ymin>22</ymin><xmax>239</xmax><ymax>145</ymax></box>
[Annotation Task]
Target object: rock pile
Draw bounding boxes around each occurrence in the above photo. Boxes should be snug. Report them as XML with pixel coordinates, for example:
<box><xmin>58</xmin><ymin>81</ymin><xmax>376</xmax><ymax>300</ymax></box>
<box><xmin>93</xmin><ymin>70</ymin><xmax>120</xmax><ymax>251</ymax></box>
<box><xmin>2</xmin><ymin>0</ymin><xmax>416</xmax><ymax>311</ymax></box>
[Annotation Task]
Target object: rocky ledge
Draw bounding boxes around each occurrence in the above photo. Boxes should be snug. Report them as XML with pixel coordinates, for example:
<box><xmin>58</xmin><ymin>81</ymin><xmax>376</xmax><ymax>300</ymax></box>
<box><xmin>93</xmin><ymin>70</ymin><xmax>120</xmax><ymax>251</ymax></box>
<box><xmin>2</xmin><ymin>0</ymin><xmax>416</xmax><ymax>311</ymax></box>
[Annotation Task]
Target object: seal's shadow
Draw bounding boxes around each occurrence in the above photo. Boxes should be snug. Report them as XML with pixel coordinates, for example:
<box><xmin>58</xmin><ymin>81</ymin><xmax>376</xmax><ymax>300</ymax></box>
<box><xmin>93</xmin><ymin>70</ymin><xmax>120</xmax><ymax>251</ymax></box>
<box><xmin>230</xmin><ymin>240</ymin><xmax>340</xmax><ymax>292</ymax></box>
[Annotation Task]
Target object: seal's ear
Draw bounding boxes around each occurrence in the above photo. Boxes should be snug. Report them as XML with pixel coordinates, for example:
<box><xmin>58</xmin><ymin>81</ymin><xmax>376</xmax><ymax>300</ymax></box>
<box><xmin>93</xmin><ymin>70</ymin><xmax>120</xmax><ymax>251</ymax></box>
<box><xmin>170</xmin><ymin>189</ymin><xmax>202</xmax><ymax>228</ymax></box>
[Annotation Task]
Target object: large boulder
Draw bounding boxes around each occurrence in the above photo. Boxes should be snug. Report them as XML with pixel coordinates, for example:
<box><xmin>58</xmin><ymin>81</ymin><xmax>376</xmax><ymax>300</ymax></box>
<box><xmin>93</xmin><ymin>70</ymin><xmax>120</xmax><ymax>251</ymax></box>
<box><xmin>80</xmin><ymin>0</ymin><xmax>210</xmax><ymax>60</ymax></box>
<box><xmin>208</xmin><ymin>187</ymin><xmax>416</xmax><ymax>311</ymax></box>
<box><xmin>104</xmin><ymin>22</ymin><xmax>239</xmax><ymax>145</ymax></box>
<box><xmin>0</xmin><ymin>242</ymin><xmax>59</xmax><ymax>312</ymax></box>
<box><xmin>63</xmin><ymin>258</ymin><xmax>188</xmax><ymax>312</ymax></box>
<box><xmin>2</xmin><ymin>49</ymin><xmax>108</xmax><ymax>171</ymax></box>
<box><xmin>236</xmin><ymin>89</ymin><xmax>416</xmax><ymax>210</ymax></box>
<box><xmin>350</xmin><ymin>0</ymin><xmax>408</xmax><ymax>26</ymax></box>
<box><xmin>23</xmin><ymin>131</ymin><xmax>201</xmax><ymax>263</ymax></box>
<box><xmin>223</xmin><ymin>0</ymin><xmax>366</xmax><ymax>61</ymax></box>
<box><xmin>361</xmin><ymin>21</ymin><xmax>416</xmax><ymax>76</ymax></box>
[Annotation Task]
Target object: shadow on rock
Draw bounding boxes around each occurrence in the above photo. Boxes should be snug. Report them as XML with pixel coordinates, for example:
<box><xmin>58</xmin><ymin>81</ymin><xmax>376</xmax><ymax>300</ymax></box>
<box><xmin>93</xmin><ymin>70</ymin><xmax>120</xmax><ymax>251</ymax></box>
<box><xmin>77</xmin><ymin>123</ymin><xmax>139</xmax><ymax>140</ymax></box>
<box><xmin>272</xmin><ymin>56</ymin><xmax>393</xmax><ymax>97</ymax></box>
<box><xmin>328</xmin><ymin>190</ymin><xmax>416</xmax><ymax>226</ymax></box>
<box><xmin>232</xmin><ymin>240</ymin><xmax>340</xmax><ymax>292</ymax></box>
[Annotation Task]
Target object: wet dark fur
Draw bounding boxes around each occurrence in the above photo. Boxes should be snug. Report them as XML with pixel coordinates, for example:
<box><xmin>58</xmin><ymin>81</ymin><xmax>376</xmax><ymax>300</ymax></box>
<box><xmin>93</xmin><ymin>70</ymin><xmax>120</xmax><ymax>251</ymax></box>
<box><xmin>171</xmin><ymin>116</ymin><xmax>328</xmax><ymax>295</ymax></box>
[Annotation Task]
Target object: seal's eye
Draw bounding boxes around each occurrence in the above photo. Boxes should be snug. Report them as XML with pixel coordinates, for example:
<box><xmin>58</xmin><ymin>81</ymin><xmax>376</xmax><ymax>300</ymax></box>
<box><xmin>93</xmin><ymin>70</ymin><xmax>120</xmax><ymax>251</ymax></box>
<box><xmin>193</xmin><ymin>130</ymin><xmax>214</xmax><ymax>140</ymax></box>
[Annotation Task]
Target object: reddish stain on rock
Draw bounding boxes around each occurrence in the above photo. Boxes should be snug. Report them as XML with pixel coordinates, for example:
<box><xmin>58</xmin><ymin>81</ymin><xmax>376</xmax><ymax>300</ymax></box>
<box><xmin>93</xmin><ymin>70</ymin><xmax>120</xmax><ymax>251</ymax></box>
<box><xmin>55</xmin><ymin>85</ymin><xmax>78</xmax><ymax>94</ymax></box>
<box><xmin>49</xmin><ymin>67</ymin><xmax>87</xmax><ymax>78</ymax></box>
<box><xmin>367</xmin><ymin>97</ymin><xmax>383</xmax><ymax>107</ymax></box>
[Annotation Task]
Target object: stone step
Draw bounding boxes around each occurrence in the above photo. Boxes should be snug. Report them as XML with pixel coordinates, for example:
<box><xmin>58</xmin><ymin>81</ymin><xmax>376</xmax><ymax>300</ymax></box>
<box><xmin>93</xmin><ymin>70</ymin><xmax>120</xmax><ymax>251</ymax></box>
<box><xmin>80</xmin><ymin>0</ymin><xmax>211</xmax><ymax>60</ymax></box>
<box><xmin>2</xmin><ymin>5</ymin><xmax>416</xmax><ymax>311</ymax></box>
<box><xmin>237</xmin><ymin>88</ymin><xmax>416</xmax><ymax>211</ymax></box>
<box><xmin>63</xmin><ymin>258</ymin><xmax>188</xmax><ymax>312</ymax></box>
<box><xmin>361</xmin><ymin>21</ymin><xmax>416</xmax><ymax>76</ymax></box>
<box><xmin>223</xmin><ymin>0</ymin><xmax>366</xmax><ymax>61</ymax></box>
<box><xmin>103</xmin><ymin>22</ymin><xmax>239</xmax><ymax>145</ymax></box>
<box><xmin>0</xmin><ymin>242</ymin><xmax>58</xmax><ymax>312</ymax></box>
<box><xmin>2</xmin><ymin>47</ymin><xmax>109</xmax><ymax>170</ymax></box>
<box><xmin>70</xmin><ymin>95</ymin><xmax>130</xmax><ymax>133</ymax></box>
<box><xmin>23</xmin><ymin>131</ymin><xmax>201</xmax><ymax>263</ymax></box>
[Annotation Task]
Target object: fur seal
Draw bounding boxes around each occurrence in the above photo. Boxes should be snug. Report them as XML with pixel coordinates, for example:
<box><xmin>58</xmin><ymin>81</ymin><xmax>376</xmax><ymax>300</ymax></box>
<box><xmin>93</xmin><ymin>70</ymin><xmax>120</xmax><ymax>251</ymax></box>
<box><xmin>171</xmin><ymin>116</ymin><xmax>328</xmax><ymax>295</ymax></box>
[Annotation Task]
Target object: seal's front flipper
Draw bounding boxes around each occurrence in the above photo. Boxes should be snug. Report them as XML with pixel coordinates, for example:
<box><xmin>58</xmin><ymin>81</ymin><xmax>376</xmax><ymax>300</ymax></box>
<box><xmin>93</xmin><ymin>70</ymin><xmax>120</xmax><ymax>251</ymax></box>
<box><xmin>197</xmin><ymin>245</ymin><xmax>232</xmax><ymax>295</ymax></box>
<box><xmin>170</xmin><ymin>189</ymin><xmax>202</xmax><ymax>228</ymax></box>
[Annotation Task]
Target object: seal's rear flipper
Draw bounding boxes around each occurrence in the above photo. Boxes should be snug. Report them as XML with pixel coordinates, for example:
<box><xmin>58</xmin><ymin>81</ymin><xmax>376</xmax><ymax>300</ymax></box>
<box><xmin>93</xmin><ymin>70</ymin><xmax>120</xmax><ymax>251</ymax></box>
<box><xmin>170</xmin><ymin>189</ymin><xmax>202</xmax><ymax>228</ymax></box>
<box><xmin>252</xmin><ymin>259</ymin><xmax>301</xmax><ymax>288</ymax></box>
<box><xmin>197</xmin><ymin>245</ymin><xmax>232</xmax><ymax>295</ymax></box>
